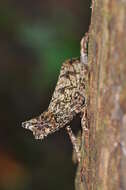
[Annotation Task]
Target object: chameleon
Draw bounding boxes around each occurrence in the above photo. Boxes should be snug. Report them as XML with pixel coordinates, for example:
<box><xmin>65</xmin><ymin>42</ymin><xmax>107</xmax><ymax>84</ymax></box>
<box><xmin>22</xmin><ymin>33</ymin><xmax>89</xmax><ymax>162</ymax></box>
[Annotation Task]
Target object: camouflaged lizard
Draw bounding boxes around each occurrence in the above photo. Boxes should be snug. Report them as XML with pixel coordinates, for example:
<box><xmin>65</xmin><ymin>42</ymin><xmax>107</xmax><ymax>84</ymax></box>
<box><xmin>22</xmin><ymin>33</ymin><xmax>89</xmax><ymax>162</ymax></box>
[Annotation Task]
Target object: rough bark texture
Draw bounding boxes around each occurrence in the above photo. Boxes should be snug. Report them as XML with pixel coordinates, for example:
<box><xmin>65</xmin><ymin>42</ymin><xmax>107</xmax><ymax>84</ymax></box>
<box><xmin>75</xmin><ymin>0</ymin><xmax>126</xmax><ymax>189</ymax></box>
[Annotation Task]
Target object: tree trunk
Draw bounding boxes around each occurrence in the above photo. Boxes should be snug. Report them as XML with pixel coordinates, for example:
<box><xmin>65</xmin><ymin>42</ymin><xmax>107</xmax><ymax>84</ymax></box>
<box><xmin>75</xmin><ymin>0</ymin><xmax>126</xmax><ymax>189</ymax></box>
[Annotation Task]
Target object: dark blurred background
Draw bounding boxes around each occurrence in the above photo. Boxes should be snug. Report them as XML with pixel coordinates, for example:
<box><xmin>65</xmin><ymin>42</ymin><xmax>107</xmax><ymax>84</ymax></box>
<box><xmin>0</xmin><ymin>1</ymin><xmax>91</xmax><ymax>190</ymax></box>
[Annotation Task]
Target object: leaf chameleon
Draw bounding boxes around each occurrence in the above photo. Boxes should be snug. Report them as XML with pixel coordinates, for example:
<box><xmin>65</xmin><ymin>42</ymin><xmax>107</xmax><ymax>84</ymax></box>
<box><xmin>22</xmin><ymin>33</ymin><xmax>89</xmax><ymax>162</ymax></box>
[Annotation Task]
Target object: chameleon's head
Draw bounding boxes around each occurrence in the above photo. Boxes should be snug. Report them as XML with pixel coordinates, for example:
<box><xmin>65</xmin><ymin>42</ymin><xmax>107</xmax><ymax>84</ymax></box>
<box><xmin>22</xmin><ymin>111</ymin><xmax>56</xmax><ymax>140</ymax></box>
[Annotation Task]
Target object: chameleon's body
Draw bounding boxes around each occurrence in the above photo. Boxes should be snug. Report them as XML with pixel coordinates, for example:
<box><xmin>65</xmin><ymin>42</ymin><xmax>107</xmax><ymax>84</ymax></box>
<box><xmin>22</xmin><ymin>33</ymin><xmax>89</xmax><ymax>161</ymax></box>
<box><xmin>22</xmin><ymin>58</ymin><xmax>88</xmax><ymax>140</ymax></box>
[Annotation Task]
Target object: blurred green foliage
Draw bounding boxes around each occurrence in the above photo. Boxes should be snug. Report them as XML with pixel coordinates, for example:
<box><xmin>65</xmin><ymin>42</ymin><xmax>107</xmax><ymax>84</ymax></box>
<box><xmin>19</xmin><ymin>23</ymin><xmax>79</xmax><ymax>87</ymax></box>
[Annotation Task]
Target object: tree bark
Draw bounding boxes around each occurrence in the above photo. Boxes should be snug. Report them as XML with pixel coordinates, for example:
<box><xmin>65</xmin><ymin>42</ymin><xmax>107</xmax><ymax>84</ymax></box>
<box><xmin>75</xmin><ymin>0</ymin><xmax>126</xmax><ymax>189</ymax></box>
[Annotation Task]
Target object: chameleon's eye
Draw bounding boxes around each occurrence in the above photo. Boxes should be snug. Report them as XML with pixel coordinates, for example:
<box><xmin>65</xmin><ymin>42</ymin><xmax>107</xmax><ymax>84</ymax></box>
<box><xmin>36</xmin><ymin>123</ymin><xmax>49</xmax><ymax>130</ymax></box>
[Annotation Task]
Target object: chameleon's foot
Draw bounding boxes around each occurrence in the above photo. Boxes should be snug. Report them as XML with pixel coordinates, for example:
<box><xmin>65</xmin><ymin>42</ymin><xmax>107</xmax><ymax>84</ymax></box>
<box><xmin>91</xmin><ymin>0</ymin><xmax>95</xmax><ymax>13</ymax></box>
<box><xmin>80</xmin><ymin>33</ymin><xmax>89</xmax><ymax>65</ymax></box>
<box><xmin>66</xmin><ymin>126</ymin><xmax>81</xmax><ymax>163</ymax></box>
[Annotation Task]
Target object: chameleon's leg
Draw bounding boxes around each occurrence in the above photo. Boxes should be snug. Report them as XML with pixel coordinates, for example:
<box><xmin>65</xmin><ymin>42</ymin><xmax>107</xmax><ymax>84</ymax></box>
<box><xmin>66</xmin><ymin>126</ymin><xmax>81</xmax><ymax>163</ymax></box>
<box><xmin>81</xmin><ymin>106</ymin><xmax>88</xmax><ymax>132</ymax></box>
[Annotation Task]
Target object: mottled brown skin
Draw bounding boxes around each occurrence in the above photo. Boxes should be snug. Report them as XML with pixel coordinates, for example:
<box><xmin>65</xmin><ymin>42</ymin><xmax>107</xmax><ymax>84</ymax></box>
<box><xmin>22</xmin><ymin>58</ymin><xmax>88</xmax><ymax>140</ymax></box>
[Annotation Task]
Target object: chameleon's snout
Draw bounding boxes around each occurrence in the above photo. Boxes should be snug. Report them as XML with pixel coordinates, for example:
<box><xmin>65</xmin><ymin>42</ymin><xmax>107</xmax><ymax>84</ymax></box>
<box><xmin>22</xmin><ymin>121</ymin><xmax>32</xmax><ymax>130</ymax></box>
<box><xmin>22</xmin><ymin>119</ymin><xmax>50</xmax><ymax>140</ymax></box>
